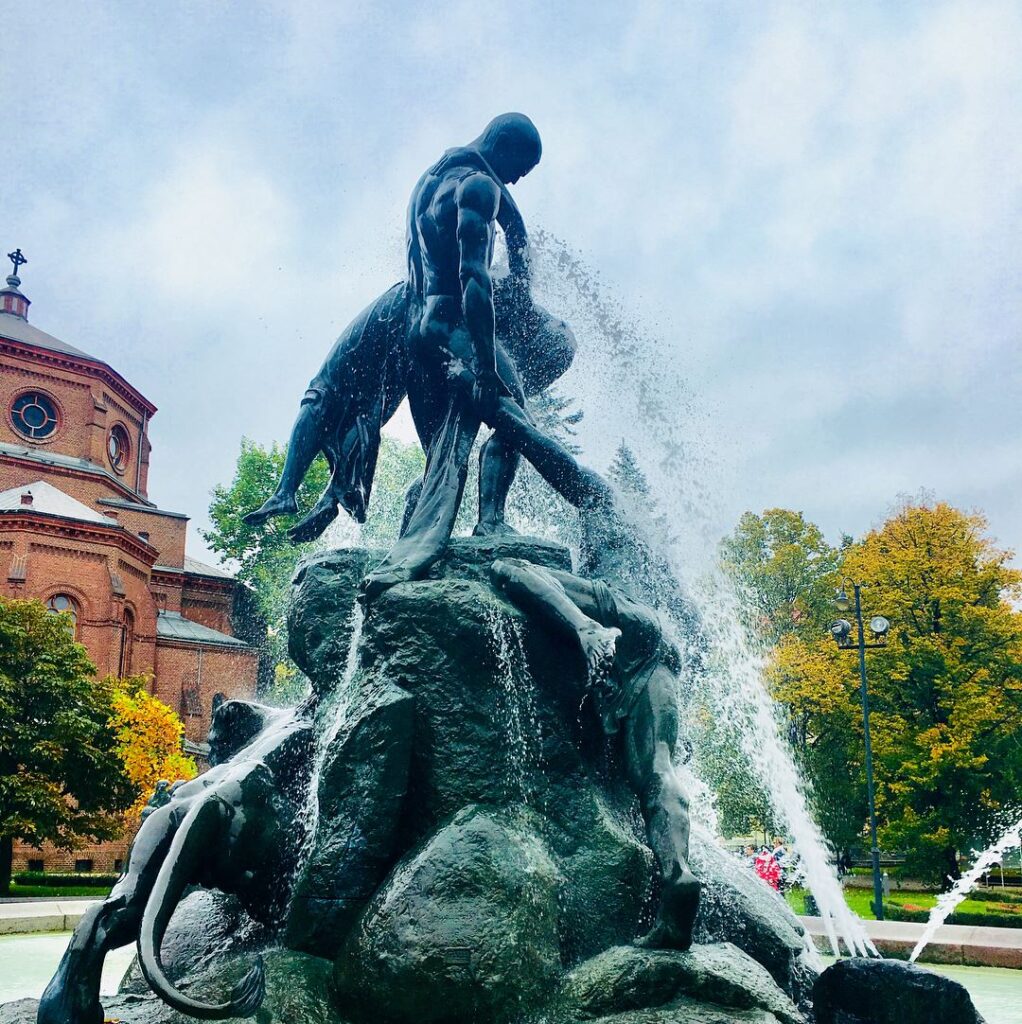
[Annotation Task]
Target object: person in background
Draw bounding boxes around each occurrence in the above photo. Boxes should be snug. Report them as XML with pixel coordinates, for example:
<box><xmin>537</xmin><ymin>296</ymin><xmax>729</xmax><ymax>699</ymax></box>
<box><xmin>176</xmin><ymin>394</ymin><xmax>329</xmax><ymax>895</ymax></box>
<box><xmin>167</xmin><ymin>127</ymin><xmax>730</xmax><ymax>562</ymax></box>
<box><xmin>743</xmin><ymin>844</ymin><xmax>757</xmax><ymax>870</ymax></box>
<box><xmin>754</xmin><ymin>846</ymin><xmax>782</xmax><ymax>891</ymax></box>
<box><xmin>837</xmin><ymin>850</ymin><xmax>853</xmax><ymax>878</ymax></box>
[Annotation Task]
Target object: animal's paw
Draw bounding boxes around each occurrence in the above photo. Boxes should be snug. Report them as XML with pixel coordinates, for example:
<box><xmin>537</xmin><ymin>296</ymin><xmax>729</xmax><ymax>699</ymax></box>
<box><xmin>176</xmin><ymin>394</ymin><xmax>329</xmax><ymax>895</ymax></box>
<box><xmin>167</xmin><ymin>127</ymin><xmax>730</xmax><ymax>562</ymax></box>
<box><xmin>37</xmin><ymin>985</ymin><xmax>104</xmax><ymax>1024</ymax></box>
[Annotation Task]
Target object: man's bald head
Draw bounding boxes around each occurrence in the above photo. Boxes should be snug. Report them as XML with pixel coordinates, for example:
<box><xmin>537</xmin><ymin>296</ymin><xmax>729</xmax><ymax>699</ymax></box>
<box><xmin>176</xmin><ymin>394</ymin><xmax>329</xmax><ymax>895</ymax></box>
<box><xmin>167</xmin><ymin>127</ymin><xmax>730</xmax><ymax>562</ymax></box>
<box><xmin>474</xmin><ymin>113</ymin><xmax>542</xmax><ymax>185</ymax></box>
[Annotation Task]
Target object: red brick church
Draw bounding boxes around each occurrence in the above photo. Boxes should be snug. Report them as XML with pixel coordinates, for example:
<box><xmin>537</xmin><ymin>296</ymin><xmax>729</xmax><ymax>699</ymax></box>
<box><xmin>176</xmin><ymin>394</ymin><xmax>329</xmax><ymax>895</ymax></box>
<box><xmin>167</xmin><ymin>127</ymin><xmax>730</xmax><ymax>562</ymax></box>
<box><xmin>0</xmin><ymin>250</ymin><xmax>262</xmax><ymax>873</ymax></box>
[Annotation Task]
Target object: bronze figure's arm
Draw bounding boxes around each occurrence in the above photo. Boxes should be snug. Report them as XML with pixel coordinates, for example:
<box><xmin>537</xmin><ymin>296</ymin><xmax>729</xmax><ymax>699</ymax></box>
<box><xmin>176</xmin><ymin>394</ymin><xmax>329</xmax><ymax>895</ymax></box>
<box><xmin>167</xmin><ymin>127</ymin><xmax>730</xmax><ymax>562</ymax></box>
<box><xmin>456</xmin><ymin>171</ymin><xmax>501</xmax><ymax>411</ymax></box>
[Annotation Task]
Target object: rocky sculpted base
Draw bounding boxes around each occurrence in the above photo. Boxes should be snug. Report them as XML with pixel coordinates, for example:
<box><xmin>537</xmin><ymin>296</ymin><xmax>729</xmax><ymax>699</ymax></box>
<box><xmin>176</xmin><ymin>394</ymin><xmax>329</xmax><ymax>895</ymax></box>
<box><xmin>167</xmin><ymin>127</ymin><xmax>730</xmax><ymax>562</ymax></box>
<box><xmin>2</xmin><ymin>539</ymin><xmax>986</xmax><ymax>1024</ymax></box>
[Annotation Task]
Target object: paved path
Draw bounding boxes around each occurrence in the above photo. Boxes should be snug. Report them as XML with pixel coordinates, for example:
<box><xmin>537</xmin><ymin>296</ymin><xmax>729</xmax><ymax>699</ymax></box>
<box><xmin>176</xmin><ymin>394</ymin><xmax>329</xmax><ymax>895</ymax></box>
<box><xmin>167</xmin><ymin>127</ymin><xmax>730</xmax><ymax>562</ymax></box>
<box><xmin>801</xmin><ymin>915</ymin><xmax>1022</xmax><ymax>968</ymax></box>
<box><xmin>0</xmin><ymin>900</ymin><xmax>97</xmax><ymax>935</ymax></box>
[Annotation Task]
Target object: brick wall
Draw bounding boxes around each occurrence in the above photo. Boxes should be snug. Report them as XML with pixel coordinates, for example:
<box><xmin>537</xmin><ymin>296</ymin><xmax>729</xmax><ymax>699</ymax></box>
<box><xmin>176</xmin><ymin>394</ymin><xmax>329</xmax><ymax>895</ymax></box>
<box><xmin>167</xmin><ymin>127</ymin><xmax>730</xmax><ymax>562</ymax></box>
<box><xmin>0</xmin><ymin>342</ymin><xmax>153</xmax><ymax>498</ymax></box>
<box><xmin>98</xmin><ymin>503</ymin><xmax>187</xmax><ymax>569</ymax></box>
<box><xmin>1</xmin><ymin>518</ymin><xmax>158</xmax><ymax>677</ymax></box>
<box><xmin>153</xmin><ymin>642</ymin><xmax>260</xmax><ymax>743</ymax></box>
<box><xmin>1</xmin><ymin>326</ymin><xmax>263</xmax><ymax>878</ymax></box>
<box><xmin>12</xmin><ymin>836</ymin><xmax>132</xmax><ymax>876</ymax></box>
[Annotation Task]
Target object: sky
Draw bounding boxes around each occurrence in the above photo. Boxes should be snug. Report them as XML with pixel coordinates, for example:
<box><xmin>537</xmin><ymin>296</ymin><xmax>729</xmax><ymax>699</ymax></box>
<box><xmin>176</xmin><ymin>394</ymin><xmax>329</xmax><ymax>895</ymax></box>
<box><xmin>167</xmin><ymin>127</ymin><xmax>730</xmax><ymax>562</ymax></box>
<box><xmin>3</xmin><ymin>1</ymin><xmax>1021</xmax><ymax>567</ymax></box>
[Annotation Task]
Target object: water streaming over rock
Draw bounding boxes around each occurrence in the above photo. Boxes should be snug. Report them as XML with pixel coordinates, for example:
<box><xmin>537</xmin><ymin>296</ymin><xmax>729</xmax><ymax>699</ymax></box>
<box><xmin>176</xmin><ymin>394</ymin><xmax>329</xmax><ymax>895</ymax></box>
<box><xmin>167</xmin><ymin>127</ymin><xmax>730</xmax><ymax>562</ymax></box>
<box><xmin>288</xmin><ymin>602</ymin><xmax>364</xmax><ymax>905</ymax></box>
<box><xmin>910</xmin><ymin>814</ymin><xmax>1022</xmax><ymax>962</ymax></box>
<box><xmin>486</xmin><ymin>604</ymin><xmax>540</xmax><ymax>805</ymax></box>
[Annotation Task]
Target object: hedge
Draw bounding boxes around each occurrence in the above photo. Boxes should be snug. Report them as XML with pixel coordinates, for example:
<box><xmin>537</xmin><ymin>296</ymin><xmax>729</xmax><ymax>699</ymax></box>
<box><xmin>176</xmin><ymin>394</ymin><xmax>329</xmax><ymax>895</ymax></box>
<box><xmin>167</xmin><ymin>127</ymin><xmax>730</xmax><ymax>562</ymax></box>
<box><xmin>965</xmin><ymin>888</ymin><xmax>1022</xmax><ymax>904</ymax></box>
<box><xmin>883</xmin><ymin>902</ymin><xmax>1022</xmax><ymax>929</ymax></box>
<box><xmin>13</xmin><ymin>872</ymin><xmax>119</xmax><ymax>888</ymax></box>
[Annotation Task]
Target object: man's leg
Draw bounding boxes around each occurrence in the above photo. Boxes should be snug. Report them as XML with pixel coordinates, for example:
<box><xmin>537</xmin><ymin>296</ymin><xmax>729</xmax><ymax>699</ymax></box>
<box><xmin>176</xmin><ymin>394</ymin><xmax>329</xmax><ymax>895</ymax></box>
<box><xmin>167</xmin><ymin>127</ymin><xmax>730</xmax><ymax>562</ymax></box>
<box><xmin>243</xmin><ymin>391</ymin><xmax>329</xmax><ymax>526</ymax></box>
<box><xmin>491</xmin><ymin>559</ymin><xmax>620</xmax><ymax>677</ymax></box>
<box><xmin>487</xmin><ymin>395</ymin><xmax>613</xmax><ymax>511</ymax></box>
<box><xmin>362</xmin><ymin>393</ymin><xmax>480</xmax><ymax>601</ymax></box>
<box><xmin>476</xmin><ymin>432</ymin><xmax>520</xmax><ymax>536</ymax></box>
<box><xmin>623</xmin><ymin>667</ymin><xmax>701</xmax><ymax>950</ymax></box>
<box><xmin>476</xmin><ymin>344</ymin><xmax>526</xmax><ymax>536</ymax></box>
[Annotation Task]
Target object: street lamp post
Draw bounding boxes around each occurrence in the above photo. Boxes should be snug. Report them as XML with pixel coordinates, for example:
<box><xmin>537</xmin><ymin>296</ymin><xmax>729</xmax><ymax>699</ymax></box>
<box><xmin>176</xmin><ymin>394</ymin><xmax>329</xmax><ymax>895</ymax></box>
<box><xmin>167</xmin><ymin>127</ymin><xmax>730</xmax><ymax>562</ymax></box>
<box><xmin>831</xmin><ymin>580</ymin><xmax>890</xmax><ymax>921</ymax></box>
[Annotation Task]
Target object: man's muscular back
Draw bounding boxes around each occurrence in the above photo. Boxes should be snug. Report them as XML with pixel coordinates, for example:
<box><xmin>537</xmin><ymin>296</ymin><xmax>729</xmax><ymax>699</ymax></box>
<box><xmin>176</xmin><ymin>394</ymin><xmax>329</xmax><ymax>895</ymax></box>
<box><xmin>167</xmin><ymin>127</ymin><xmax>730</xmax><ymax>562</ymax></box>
<box><xmin>409</xmin><ymin>162</ymin><xmax>498</xmax><ymax>300</ymax></box>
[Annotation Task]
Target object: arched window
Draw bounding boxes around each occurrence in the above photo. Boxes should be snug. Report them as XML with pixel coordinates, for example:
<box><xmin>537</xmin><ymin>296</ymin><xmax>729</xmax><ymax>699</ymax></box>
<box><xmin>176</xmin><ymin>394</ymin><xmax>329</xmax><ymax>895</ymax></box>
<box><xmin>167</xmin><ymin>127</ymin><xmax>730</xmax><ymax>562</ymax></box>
<box><xmin>46</xmin><ymin>594</ymin><xmax>78</xmax><ymax>634</ymax></box>
<box><xmin>107</xmin><ymin>424</ymin><xmax>131</xmax><ymax>474</ymax></box>
<box><xmin>120</xmin><ymin>608</ymin><xmax>135</xmax><ymax>675</ymax></box>
<box><xmin>11</xmin><ymin>391</ymin><xmax>59</xmax><ymax>440</ymax></box>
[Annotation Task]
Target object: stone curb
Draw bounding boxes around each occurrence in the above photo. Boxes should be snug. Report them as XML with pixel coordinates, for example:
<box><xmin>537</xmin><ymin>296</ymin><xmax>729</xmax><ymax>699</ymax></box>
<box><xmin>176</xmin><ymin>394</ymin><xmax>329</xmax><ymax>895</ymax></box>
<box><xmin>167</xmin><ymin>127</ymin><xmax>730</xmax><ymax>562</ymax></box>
<box><xmin>800</xmin><ymin>915</ymin><xmax>1022</xmax><ymax>969</ymax></box>
<box><xmin>0</xmin><ymin>900</ymin><xmax>98</xmax><ymax>935</ymax></box>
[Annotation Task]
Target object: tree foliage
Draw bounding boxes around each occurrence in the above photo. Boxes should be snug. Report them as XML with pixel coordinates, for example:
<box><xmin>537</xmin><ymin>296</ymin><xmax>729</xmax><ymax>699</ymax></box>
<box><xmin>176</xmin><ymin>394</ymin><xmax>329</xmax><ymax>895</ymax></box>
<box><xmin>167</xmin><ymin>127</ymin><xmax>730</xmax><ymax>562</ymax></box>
<box><xmin>204</xmin><ymin>434</ymin><xmax>425</xmax><ymax>700</ymax></box>
<box><xmin>607</xmin><ymin>441</ymin><xmax>651</xmax><ymax>498</ymax></box>
<box><xmin>110</xmin><ymin>675</ymin><xmax>196</xmax><ymax>818</ymax></box>
<box><xmin>843</xmin><ymin>502</ymin><xmax>1022</xmax><ymax>883</ymax></box>
<box><xmin>0</xmin><ymin>598</ymin><xmax>135</xmax><ymax>892</ymax></box>
<box><xmin>720</xmin><ymin>508</ymin><xmax>842</xmax><ymax>644</ymax></box>
<box><xmin>736</xmin><ymin>501</ymin><xmax>1022</xmax><ymax>884</ymax></box>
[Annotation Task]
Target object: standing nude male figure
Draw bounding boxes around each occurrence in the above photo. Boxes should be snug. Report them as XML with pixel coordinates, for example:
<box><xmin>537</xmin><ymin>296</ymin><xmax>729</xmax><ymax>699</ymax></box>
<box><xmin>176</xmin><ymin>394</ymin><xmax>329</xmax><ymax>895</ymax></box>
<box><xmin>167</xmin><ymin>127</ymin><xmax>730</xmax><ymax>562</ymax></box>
<box><xmin>242</xmin><ymin>114</ymin><xmax>582</xmax><ymax>552</ymax></box>
<box><xmin>360</xmin><ymin>113</ymin><xmax>611</xmax><ymax>598</ymax></box>
<box><xmin>491</xmin><ymin>556</ymin><xmax>702</xmax><ymax>951</ymax></box>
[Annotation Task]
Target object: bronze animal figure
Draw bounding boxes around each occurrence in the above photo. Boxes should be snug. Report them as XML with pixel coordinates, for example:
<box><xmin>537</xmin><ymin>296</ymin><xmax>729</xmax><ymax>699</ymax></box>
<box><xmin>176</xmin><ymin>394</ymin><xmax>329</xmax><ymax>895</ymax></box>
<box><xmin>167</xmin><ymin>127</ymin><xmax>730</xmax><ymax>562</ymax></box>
<box><xmin>37</xmin><ymin>700</ymin><xmax>314</xmax><ymax>1024</ymax></box>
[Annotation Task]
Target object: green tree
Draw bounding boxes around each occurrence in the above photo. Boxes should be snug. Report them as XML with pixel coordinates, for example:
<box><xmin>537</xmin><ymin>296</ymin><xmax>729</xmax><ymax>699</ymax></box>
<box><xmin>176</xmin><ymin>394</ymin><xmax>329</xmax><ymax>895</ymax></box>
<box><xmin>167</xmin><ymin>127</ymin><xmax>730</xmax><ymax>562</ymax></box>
<box><xmin>720</xmin><ymin>509</ymin><xmax>841</xmax><ymax>645</ymax></box>
<box><xmin>769</xmin><ymin>501</ymin><xmax>1022</xmax><ymax>884</ymax></box>
<box><xmin>204</xmin><ymin>435</ymin><xmax>424</xmax><ymax>700</ymax></box>
<box><xmin>706</xmin><ymin>510</ymin><xmax>853</xmax><ymax>844</ymax></box>
<box><xmin>0</xmin><ymin>599</ymin><xmax>135</xmax><ymax>893</ymax></box>
<box><xmin>607</xmin><ymin>440</ymin><xmax>651</xmax><ymax>498</ymax></box>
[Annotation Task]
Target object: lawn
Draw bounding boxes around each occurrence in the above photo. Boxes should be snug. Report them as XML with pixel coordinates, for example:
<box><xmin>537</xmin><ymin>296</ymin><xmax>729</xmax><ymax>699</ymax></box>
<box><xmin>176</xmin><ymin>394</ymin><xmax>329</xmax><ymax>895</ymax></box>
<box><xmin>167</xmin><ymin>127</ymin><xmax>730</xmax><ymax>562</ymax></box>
<box><xmin>4</xmin><ymin>882</ymin><xmax>112</xmax><ymax>899</ymax></box>
<box><xmin>786</xmin><ymin>886</ymin><xmax>1009</xmax><ymax>920</ymax></box>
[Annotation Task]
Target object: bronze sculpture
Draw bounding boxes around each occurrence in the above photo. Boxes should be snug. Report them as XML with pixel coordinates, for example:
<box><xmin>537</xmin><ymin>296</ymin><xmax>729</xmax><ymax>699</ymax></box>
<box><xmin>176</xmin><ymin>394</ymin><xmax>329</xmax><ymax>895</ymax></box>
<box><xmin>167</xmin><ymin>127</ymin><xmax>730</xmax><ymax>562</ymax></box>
<box><xmin>490</xmin><ymin>557</ymin><xmax>701</xmax><ymax>950</ymax></box>
<box><xmin>37</xmin><ymin>701</ymin><xmax>313</xmax><ymax>1024</ymax></box>
<box><xmin>243</xmin><ymin>113</ymin><xmax>610</xmax><ymax>597</ymax></box>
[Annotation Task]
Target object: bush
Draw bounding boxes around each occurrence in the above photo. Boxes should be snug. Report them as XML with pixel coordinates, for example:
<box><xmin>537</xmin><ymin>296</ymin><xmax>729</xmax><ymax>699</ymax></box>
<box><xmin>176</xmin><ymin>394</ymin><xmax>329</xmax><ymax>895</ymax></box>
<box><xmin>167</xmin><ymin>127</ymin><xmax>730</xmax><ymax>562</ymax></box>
<box><xmin>966</xmin><ymin>888</ymin><xmax>1022</xmax><ymax>904</ymax></box>
<box><xmin>13</xmin><ymin>871</ymin><xmax>119</xmax><ymax>888</ymax></box>
<box><xmin>883</xmin><ymin>903</ymin><xmax>1022</xmax><ymax>929</ymax></box>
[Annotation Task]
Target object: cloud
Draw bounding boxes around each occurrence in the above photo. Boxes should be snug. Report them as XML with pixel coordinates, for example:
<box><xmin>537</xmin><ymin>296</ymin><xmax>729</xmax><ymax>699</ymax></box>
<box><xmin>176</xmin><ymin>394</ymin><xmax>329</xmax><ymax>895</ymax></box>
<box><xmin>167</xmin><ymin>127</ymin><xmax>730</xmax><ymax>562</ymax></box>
<box><xmin>4</xmin><ymin>0</ymin><xmax>1021</xmax><ymax>563</ymax></box>
<box><xmin>100</xmin><ymin>144</ymin><xmax>296</xmax><ymax>309</ymax></box>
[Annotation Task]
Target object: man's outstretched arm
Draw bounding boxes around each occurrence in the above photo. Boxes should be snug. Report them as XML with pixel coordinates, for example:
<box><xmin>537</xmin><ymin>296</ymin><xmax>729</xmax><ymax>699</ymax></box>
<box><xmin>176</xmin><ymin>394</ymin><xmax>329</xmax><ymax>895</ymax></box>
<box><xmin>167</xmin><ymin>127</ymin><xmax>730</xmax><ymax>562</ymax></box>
<box><xmin>497</xmin><ymin>191</ymin><xmax>531</xmax><ymax>295</ymax></box>
<box><xmin>456</xmin><ymin>172</ymin><xmax>501</xmax><ymax>406</ymax></box>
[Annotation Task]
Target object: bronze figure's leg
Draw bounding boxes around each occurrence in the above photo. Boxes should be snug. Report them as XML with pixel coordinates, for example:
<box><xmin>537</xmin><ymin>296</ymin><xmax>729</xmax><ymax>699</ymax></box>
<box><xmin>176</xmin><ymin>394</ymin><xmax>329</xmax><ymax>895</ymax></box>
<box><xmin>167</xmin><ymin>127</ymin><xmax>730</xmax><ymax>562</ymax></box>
<box><xmin>476</xmin><ymin>431</ymin><xmax>520</xmax><ymax>537</ymax></box>
<box><xmin>491</xmin><ymin>558</ymin><xmax>621</xmax><ymax>692</ymax></box>
<box><xmin>487</xmin><ymin>395</ymin><xmax>612</xmax><ymax>512</ymax></box>
<box><xmin>625</xmin><ymin>667</ymin><xmax>701</xmax><ymax>950</ymax></box>
<box><xmin>243</xmin><ymin>391</ymin><xmax>328</xmax><ymax>526</ymax></box>
<box><xmin>476</xmin><ymin>344</ymin><xmax>526</xmax><ymax>536</ymax></box>
<box><xmin>362</xmin><ymin>391</ymin><xmax>481</xmax><ymax>602</ymax></box>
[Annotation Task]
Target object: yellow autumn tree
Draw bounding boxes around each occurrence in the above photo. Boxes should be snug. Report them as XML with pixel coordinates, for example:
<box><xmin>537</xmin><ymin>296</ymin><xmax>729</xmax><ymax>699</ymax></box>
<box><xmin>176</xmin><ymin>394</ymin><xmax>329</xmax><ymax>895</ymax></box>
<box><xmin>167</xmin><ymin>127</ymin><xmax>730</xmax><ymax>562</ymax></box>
<box><xmin>108</xmin><ymin>675</ymin><xmax>197</xmax><ymax>818</ymax></box>
<box><xmin>767</xmin><ymin>500</ymin><xmax>1022</xmax><ymax>885</ymax></box>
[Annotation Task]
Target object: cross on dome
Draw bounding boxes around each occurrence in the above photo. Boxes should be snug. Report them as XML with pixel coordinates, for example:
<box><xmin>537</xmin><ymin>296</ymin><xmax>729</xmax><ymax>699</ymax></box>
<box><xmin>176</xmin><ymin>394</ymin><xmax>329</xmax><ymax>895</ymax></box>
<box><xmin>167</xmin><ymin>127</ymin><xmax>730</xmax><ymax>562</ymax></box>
<box><xmin>7</xmin><ymin>248</ymin><xmax>27</xmax><ymax>281</ymax></box>
<box><xmin>2</xmin><ymin>247</ymin><xmax>30</xmax><ymax>319</ymax></box>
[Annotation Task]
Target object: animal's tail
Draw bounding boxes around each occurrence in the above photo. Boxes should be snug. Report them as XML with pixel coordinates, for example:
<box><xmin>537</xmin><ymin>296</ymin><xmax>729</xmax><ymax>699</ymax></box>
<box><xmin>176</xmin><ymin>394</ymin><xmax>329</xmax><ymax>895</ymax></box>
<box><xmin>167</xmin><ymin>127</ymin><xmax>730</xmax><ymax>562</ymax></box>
<box><xmin>138</xmin><ymin>796</ymin><xmax>266</xmax><ymax>1019</ymax></box>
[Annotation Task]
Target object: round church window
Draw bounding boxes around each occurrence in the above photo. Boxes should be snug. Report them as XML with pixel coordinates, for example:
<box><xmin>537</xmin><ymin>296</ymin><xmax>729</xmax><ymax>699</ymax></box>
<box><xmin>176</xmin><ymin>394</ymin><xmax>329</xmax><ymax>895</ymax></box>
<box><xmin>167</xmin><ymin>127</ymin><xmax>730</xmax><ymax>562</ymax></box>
<box><xmin>11</xmin><ymin>391</ymin><xmax>59</xmax><ymax>440</ymax></box>
<box><xmin>46</xmin><ymin>593</ymin><xmax>78</xmax><ymax>632</ymax></box>
<box><xmin>108</xmin><ymin>424</ymin><xmax>130</xmax><ymax>473</ymax></box>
